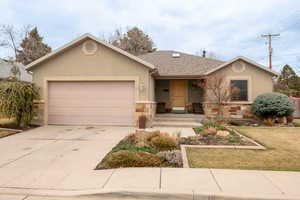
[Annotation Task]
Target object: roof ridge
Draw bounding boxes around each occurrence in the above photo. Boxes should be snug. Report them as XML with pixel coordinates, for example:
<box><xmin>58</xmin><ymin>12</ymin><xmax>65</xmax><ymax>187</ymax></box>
<box><xmin>139</xmin><ymin>50</ymin><xmax>225</xmax><ymax>63</ymax></box>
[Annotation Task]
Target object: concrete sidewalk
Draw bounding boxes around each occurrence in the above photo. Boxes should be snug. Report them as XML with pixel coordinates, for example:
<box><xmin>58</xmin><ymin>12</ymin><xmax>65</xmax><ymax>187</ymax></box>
<box><xmin>1</xmin><ymin>168</ymin><xmax>300</xmax><ymax>200</ymax></box>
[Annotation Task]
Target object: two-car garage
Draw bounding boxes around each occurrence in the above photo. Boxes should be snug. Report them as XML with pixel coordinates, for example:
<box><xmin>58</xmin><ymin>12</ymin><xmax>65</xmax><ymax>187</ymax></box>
<box><xmin>47</xmin><ymin>81</ymin><xmax>135</xmax><ymax>126</ymax></box>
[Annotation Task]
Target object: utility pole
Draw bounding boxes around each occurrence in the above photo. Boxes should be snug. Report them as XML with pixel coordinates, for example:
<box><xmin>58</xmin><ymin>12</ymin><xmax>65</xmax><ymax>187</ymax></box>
<box><xmin>261</xmin><ymin>33</ymin><xmax>280</xmax><ymax>69</ymax></box>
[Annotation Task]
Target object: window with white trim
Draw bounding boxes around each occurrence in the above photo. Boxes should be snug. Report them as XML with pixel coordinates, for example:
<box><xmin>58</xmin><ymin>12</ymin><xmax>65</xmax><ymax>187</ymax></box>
<box><xmin>231</xmin><ymin>80</ymin><xmax>248</xmax><ymax>101</ymax></box>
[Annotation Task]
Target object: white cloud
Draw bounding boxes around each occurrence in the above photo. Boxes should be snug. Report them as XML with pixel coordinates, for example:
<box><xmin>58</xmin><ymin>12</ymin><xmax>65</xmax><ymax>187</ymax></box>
<box><xmin>0</xmin><ymin>0</ymin><xmax>299</xmax><ymax>71</ymax></box>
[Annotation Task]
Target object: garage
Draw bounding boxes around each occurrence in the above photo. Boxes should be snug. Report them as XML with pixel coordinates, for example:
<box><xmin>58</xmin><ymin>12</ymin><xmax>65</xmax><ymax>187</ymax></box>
<box><xmin>47</xmin><ymin>81</ymin><xmax>135</xmax><ymax>126</ymax></box>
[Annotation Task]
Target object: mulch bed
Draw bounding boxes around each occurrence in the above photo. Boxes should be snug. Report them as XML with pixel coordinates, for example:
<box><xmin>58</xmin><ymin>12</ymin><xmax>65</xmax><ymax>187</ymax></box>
<box><xmin>180</xmin><ymin>127</ymin><xmax>256</xmax><ymax>146</ymax></box>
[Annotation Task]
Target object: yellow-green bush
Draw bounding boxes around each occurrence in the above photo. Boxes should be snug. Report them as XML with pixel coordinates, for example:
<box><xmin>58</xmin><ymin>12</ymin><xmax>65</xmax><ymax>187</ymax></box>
<box><xmin>150</xmin><ymin>134</ymin><xmax>178</xmax><ymax>151</ymax></box>
<box><xmin>0</xmin><ymin>81</ymin><xmax>39</xmax><ymax>127</ymax></box>
<box><xmin>96</xmin><ymin>150</ymin><xmax>162</xmax><ymax>169</ymax></box>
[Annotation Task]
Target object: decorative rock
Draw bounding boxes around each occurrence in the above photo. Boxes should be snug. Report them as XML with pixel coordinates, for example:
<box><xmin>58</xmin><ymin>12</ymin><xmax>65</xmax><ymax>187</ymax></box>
<box><xmin>203</xmin><ymin>127</ymin><xmax>217</xmax><ymax>135</ymax></box>
<box><xmin>216</xmin><ymin>130</ymin><xmax>230</xmax><ymax>137</ymax></box>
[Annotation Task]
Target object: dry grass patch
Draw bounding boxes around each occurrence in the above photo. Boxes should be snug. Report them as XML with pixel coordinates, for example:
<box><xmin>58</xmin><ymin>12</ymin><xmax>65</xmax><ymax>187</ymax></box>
<box><xmin>0</xmin><ymin>130</ymin><xmax>17</xmax><ymax>138</ymax></box>
<box><xmin>187</xmin><ymin>127</ymin><xmax>300</xmax><ymax>171</ymax></box>
<box><xmin>0</xmin><ymin>118</ymin><xmax>14</xmax><ymax>125</ymax></box>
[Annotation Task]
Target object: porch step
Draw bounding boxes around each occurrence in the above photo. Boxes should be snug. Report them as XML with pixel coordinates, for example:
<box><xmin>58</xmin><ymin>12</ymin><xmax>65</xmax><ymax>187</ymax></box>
<box><xmin>154</xmin><ymin>117</ymin><xmax>201</xmax><ymax>122</ymax></box>
<box><xmin>152</xmin><ymin>114</ymin><xmax>204</xmax><ymax>128</ymax></box>
<box><xmin>151</xmin><ymin>121</ymin><xmax>202</xmax><ymax>128</ymax></box>
<box><xmin>155</xmin><ymin>114</ymin><xmax>204</xmax><ymax>118</ymax></box>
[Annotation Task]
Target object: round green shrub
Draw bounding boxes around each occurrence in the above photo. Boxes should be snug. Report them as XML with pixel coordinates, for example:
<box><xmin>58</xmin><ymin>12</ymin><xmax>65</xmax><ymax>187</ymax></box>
<box><xmin>96</xmin><ymin>150</ymin><xmax>162</xmax><ymax>169</ymax></box>
<box><xmin>251</xmin><ymin>92</ymin><xmax>294</xmax><ymax>119</ymax></box>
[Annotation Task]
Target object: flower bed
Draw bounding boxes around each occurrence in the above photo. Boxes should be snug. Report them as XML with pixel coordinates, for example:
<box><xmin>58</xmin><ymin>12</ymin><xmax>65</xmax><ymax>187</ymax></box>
<box><xmin>96</xmin><ymin>130</ymin><xmax>183</xmax><ymax>169</ymax></box>
<box><xmin>180</xmin><ymin>121</ymin><xmax>257</xmax><ymax>146</ymax></box>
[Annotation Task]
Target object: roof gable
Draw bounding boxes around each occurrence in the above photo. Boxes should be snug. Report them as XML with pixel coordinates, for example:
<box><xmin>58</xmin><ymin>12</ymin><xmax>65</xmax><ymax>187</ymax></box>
<box><xmin>205</xmin><ymin>56</ymin><xmax>279</xmax><ymax>76</ymax></box>
<box><xmin>26</xmin><ymin>33</ymin><xmax>156</xmax><ymax>71</ymax></box>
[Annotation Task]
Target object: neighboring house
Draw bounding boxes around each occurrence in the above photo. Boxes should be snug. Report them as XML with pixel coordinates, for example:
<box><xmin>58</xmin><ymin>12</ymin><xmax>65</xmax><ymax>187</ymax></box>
<box><xmin>26</xmin><ymin>33</ymin><xmax>278</xmax><ymax>126</ymax></box>
<box><xmin>0</xmin><ymin>59</ymin><xmax>32</xmax><ymax>82</ymax></box>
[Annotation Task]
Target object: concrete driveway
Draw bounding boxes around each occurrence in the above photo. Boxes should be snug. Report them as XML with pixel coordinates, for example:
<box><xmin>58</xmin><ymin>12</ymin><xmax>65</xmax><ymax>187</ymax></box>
<box><xmin>0</xmin><ymin>126</ymin><xmax>133</xmax><ymax>190</ymax></box>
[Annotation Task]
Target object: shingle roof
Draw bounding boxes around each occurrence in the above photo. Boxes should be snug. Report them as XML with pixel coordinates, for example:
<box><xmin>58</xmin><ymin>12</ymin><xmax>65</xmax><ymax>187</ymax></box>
<box><xmin>138</xmin><ymin>50</ymin><xmax>225</xmax><ymax>76</ymax></box>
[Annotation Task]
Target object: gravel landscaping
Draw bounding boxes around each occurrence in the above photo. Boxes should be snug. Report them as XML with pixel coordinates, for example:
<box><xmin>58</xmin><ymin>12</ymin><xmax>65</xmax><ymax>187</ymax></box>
<box><xmin>179</xmin><ymin>121</ymin><xmax>258</xmax><ymax>146</ymax></box>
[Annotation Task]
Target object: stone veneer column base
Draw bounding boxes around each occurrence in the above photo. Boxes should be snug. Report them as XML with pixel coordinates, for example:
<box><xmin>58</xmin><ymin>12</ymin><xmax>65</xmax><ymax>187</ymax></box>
<box><xmin>203</xmin><ymin>102</ymin><xmax>252</xmax><ymax>119</ymax></box>
<box><xmin>135</xmin><ymin>101</ymin><xmax>157</xmax><ymax>127</ymax></box>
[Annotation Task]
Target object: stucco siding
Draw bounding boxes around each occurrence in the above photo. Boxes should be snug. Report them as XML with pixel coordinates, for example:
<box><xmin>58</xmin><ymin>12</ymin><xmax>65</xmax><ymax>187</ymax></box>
<box><xmin>149</xmin><ymin>76</ymin><xmax>155</xmax><ymax>101</ymax></box>
<box><xmin>30</xmin><ymin>38</ymin><xmax>151</xmax><ymax>101</ymax></box>
<box><xmin>208</xmin><ymin>59</ymin><xmax>274</xmax><ymax>102</ymax></box>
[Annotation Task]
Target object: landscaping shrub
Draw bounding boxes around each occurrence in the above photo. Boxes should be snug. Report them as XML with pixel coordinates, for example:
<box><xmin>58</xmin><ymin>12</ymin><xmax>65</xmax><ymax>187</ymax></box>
<box><xmin>251</xmin><ymin>92</ymin><xmax>294</xmax><ymax>124</ymax></box>
<box><xmin>228</xmin><ymin>120</ymin><xmax>249</xmax><ymax>126</ymax></box>
<box><xmin>150</xmin><ymin>134</ymin><xmax>178</xmax><ymax>151</ymax></box>
<box><xmin>228</xmin><ymin>136</ymin><xmax>241</xmax><ymax>143</ymax></box>
<box><xmin>202</xmin><ymin>127</ymin><xmax>217</xmax><ymax>135</ymax></box>
<box><xmin>194</xmin><ymin>127</ymin><xmax>205</xmax><ymax>133</ymax></box>
<box><xmin>0</xmin><ymin>81</ymin><xmax>39</xmax><ymax>127</ymax></box>
<box><xmin>293</xmin><ymin>122</ymin><xmax>300</xmax><ymax>127</ymax></box>
<box><xmin>112</xmin><ymin>141</ymin><xmax>157</xmax><ymax>154</ymax></box>
<box><xmin>157</xmin><ymin>150</ymin><xmax>183</xmax><ymax>167</ymax></box>
<box><xmin>96</xmin><ymin>150</ymin><xmax>162</xmax><ymax>169</ymax></box>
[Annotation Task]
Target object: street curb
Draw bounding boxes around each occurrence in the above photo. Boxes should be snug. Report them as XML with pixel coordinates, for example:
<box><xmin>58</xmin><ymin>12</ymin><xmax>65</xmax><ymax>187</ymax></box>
<box><xmin>1</xmin><ymin>188</ymin><xmax>300</xmax><ymax>200</ymax></box>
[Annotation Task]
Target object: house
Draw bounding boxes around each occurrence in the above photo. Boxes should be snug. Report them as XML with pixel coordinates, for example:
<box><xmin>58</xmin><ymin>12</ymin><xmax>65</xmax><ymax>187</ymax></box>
<box><xmin>0</xmin><ymin>59</ymin><xmax>32</xmax><ymax>82</ymax></box>
<box><xmin>26</xmin><ymin>33</ymin><xmax>278</xmax><ymax>126</ymax></box>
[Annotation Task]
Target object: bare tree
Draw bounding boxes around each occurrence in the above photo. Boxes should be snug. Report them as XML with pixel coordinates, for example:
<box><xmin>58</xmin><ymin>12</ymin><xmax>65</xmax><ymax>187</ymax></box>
<box><xmin>200</xmin><ymin>75</ymin><xmax>240</xmax><ymax>120</ymax></box>
<box><xmin>99</xmin><ymin>27</ymin><xmax>123</xmax><ymax>45</ymax></box>
<box><xmin>0</xmin><ymin>25</ymin><xmax>31</xmax><ymax>58</ymax></box>
<box><xmin>0</xmin><ymin>25</ymin><xmax>32</xmax><ymax>79</ymax></box>
<box><xmin>100</xmin><ymin>26</ymin><xmax>156</xmax><ymax>55</ymax></box>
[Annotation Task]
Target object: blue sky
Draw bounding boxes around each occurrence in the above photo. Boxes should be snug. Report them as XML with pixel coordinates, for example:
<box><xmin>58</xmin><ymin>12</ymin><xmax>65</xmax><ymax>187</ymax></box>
<box><xmin>0</xmin><ymin>0</ymin><xmax>299</xmax><ymax>72</ymax></box>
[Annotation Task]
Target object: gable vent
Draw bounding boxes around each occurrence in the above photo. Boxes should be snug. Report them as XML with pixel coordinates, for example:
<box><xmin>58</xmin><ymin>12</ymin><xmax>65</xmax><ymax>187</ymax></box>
<box><xmin>82</xmin><ymin>40</ymin><xmax>98</xmax><ymax>55</ymax></box>
<box><xmin>172</xmin><ymin>52</ymin><xmax>180</xmax><ymax>58</ymax></box>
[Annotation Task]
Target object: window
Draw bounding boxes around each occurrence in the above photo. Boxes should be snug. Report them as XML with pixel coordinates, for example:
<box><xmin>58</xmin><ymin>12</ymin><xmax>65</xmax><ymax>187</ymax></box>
<box><xmin>231</xmin><ymin>80</ymin><xmax>248</xmax><ymax>101</ymax></box>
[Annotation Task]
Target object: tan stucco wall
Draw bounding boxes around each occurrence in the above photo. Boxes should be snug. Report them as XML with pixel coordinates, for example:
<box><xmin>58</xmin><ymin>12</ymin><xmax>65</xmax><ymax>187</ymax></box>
<box><xmin>30</xmin><ymin>38</ymin><xmax>152</xmax><ymax>101</ymax></box>
<box><xmin>149</xmin><ymin>76</ymin><xmax>155</xmax><ymax>102</ymax></box>
<box><xmin>207</xmin><ymin>59</ymin><xmax>274</xmax><ymax>102</ymax></box>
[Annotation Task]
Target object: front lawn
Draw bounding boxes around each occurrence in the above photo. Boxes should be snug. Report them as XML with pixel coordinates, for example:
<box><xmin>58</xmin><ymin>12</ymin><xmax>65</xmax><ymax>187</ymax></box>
<box><xmin>186</xmin><ymin>127</ymin><xmax>300</xmax><ymax>171</ymax></box>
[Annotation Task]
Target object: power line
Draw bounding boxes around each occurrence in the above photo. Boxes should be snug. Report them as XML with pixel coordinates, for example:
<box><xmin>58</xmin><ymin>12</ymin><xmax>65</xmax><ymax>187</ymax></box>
<box><xmin>261</xmin><ymin>33</ymin><xmax>280</xmax><ymax>69</ymax></box>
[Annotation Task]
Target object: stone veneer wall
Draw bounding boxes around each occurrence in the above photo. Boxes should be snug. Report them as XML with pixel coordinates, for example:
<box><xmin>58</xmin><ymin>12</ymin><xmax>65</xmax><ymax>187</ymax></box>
<box><xmin>135</xmin><ymin>102</ymin><xmax>156</xmax><ymax>127</ymax></box>
<box><xmin>203</xmin><ymin>102</ymin><xmax>252</xmax><ymax>119</ymax></box>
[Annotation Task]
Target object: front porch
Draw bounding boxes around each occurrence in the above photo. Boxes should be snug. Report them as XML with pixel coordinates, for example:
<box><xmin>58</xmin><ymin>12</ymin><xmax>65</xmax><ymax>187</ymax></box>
<box><xmin>155</xmin><ymin>79</ymin><xmax>205</xmax><ymax>114</ymax></box>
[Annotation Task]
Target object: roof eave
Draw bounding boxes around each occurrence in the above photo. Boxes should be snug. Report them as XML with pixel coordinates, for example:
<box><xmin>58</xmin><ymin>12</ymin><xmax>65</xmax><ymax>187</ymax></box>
<box><xmin>204</xmin><ymin>56</ymin><xmax>279</xmax><ymax>76</ymax></box>
<box><xmin>26</xmin><ymin>33</ymin><xmax>156</xmax><ymax>71</ymax></box>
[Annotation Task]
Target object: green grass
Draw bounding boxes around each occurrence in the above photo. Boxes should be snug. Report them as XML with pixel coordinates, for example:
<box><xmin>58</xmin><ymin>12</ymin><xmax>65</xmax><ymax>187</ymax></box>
<box><xmin>187</xmin><ymin>127</ymin><xmax>300</xmax><ymax>171</ymax></box>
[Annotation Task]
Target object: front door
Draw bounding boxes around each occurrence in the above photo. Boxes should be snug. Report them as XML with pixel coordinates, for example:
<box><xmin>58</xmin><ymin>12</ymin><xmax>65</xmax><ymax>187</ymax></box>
<box><xmin>170</xmin><ymin>80</ymin><xmax>187</xmax><ymax>108</ymax></box>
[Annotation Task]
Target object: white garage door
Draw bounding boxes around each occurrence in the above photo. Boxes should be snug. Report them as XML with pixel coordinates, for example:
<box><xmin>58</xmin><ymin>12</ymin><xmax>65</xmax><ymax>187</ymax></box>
<box><xmin>48</xmin><ymin>81</ymin><xmax>135</xmax><ymax>126</ymax></box>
